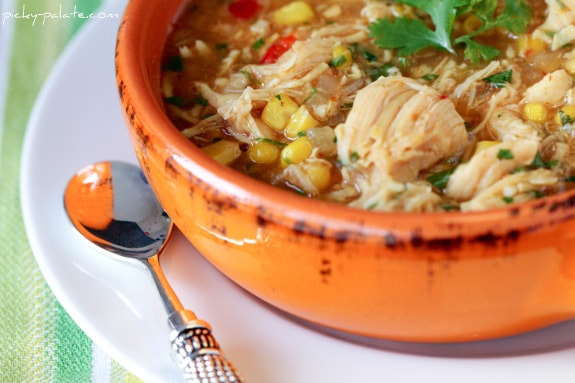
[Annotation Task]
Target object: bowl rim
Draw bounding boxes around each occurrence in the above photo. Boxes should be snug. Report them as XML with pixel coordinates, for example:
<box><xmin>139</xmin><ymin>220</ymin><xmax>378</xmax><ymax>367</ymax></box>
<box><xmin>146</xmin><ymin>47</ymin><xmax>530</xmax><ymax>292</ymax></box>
<box><xmin>115</xmin><ymin>0</ymin><xmax>575</xmax><ymax>237</ymax></box>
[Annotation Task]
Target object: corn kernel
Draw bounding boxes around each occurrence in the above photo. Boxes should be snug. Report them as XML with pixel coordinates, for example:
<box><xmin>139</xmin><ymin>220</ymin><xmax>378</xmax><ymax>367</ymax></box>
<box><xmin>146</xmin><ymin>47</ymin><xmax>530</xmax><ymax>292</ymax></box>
<box><xmin>306</xmin><ymin>163</ymin><xmax>331</xmax><ymax>191</ymax></box>
<box><xmin>273</xmin><ymin>1</ymin><xmax>315</xmax><ymax>25</ymax></box>
<box><xmin>523</xmin><ymin>103</ymin><xmax>549</xmax><ymax>123</ymax></box>
<box><xmin>201</xmin><ymin>140</ymin><xmax>241</xmax><ymax>165</ymax></box>
<box><xmin>331</xmin><ymin>45</ymin><xmax>353</xmax><ymax>69</ymax></box>
<box><xmin>517</xmin><ymin>35</ymin><xmax>547</xmax><ymax>57</ymax></box>
<box><xmin>556</xmin><ymin>105</ymin><xmax>575</xmax><ymax>125</ymax></box>
<box><xmin>285</xmin><ymin>105</ymin><xmax>320</xmax><ymax>138</ymax></box>
<box><xmin>280</xmin><ymin>136</ymin><xmax>313</xmax><ymax>167</ymax></box>
<box><xmin>248</xmin><ymin>141</ymin><xmax>280</xmax><ymax>164</ymax></box>
<box><xmin>261</xmin><ymin>94</ymin><xmax>299</xmax><ymax>131</ymax></box>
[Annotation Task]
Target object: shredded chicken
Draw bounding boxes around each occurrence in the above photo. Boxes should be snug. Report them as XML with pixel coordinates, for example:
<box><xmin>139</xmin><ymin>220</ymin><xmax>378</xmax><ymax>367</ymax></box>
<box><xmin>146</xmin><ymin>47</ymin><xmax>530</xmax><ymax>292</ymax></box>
<box><xmin>336</xmin><ymin>76</ymin><xmax>468</xmax><ymax>182</ymax></box>
<box><xmin>249</xmin><ymin>38</ymin><xmax>336</xmax><ymax>87</ymax></box>
<box><xmin>521</xmin><ymin>69</ymin><xmax>573</xmax><ymax>107</ymax></box>
<box><xmin>533</xmin><ymin>0</ymin><xmax>575</xmax><ymax>50</ymax></box>
<box><xmin>486</xmin><ymin>108</ymin><xmax>541</xmax><ymax>142</ymax></box>
<box><xmin>445</xmin><ymin>140</ymin><xmax>540</xmax><ymax>202</ymax></box>
<box><xmin>335</xmin><ymin>76</ymin><xmax>467</xmax><ymax>211</ymax></box>
<box><xmin>461</xmin><ymin>168</ymin><xmax>558</xmax><ymax>211</ymax></box>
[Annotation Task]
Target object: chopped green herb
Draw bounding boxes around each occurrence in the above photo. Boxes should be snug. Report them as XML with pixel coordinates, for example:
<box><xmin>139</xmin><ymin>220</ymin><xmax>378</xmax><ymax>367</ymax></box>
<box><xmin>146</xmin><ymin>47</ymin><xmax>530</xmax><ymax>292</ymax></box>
<box><xmin>255</xmin><ymin>138</ymin><xmax>287</xmax><ymax>147</ymax></box>
<box><xmin>368</xmin><ymin>0</ymin><xmax>532</xmax><ymax>63</ymax></box>
<box><xmin>530</xmin><ymin>151</ymin><xmax>557</xmax><ymax>169</ymax></box>
<box><xmin>216</xmin><ymin>43</ymin><xmax>228</xmax><ymax>51</ymax></box>
<box><xmin>341</xmin><ymin>102</ymin><xmax>354</xmax><ymax>110</ymax></box>
<box><xmin>367</xmin><ymin>202</ymin><xmax>379</xmax><ymax>210</ymax></box>
<box><xmin>530</xmin><ymin>190</ymin><xmax>545</xmax><ymax>198</ymax></box>
<box><xmin>195</xmin><ymin>95</ymin><xmax>209</xmax><ymax>107</ymax></box>
<box><xmin>296</xmin><ymin>131</ymin><xmax>307</xmax><ymax>138</ymax></box>
<box><xmin>165</xmin><ymin>96</ymin><xmax>188</xmax><ymax>107</ymax></box>
<box><xmin>304</xmin><ymin>87</ymin><xmax>318</xmax><ymax>102</ymax></box>
<box><xmin>329</xmin><ymin>55</ymin><xmax>347</xmax><ymax>67</ymax></box>
<box><xmin>252</xmin><ymin>38</ymin><xmax>264</xmax><ymax>50</ymax></box>
<box><xmin>559</xmin><ymin>109</ymin><xmax>575</xmax><ymax>126</ymax></box>
<box><xmin>441</xmin><ymin>205</ymin><xmax>459</xmax><ymax>211</ymax></box>
<box><xmin>350</xmin><ymin>43</ymin><xmax>378</xmax><ymax>62</ymax></box>
<box><xmin>350</xmin><ymin>151</ymin><xmax>360</xmax><ymax>162</ymax></box>
<box><xmin>502</xmin><ymin>196</ymin><xmax>514</xmax><ymax>204</ymax></box>
<box><xmin>511</xmin><ymin>166</ymin><xmax>526</xmax><ymax>174</ymax></box>
<box><xmin>482</xmin><ymin>70</ymin><xmax>513</xmax><ymax>88</ymax></box>
<box><xmin>275</xmin><ymin>94</ymin><xmax>282</xmax><ymax>101</ymax></box>
<box><xmin>421</xmin><ymin>73</ymin><xmax>439</xmax><ymax>81</ymax></box>
<box><xmin>365</xmin><ymin>63</ymin><xmax>396</xmax><ymax>81</ymax></box>
<box><xmin>426</xmin><ymin>168</ymin><xmax>455</xmax><ymax>190</ymax></box>
<box><xmin>497</xmin><ymin>148</ymin><xmax>514</xmax><ymax>160</ymax></box>
<box><xmin>565</xmin><ymin>175</ymin><xmax>575</xmax><ymax>182</ymax></box>
<box><xmin>531</xmin><ymin>152</ymin><xmax>545</xmax><ymax>168</ymax></box>
<box><xmin>545</xmin><ymin>160</ymin><xmax>558</xmax><ymax>168</ymax></box>
<box><xmin>163</xmin><ymin>55</ymin><xmax>184</xmax><ymax>72</ymax></box>
<box><xmin>240</xmin><ymin>69</ymin><xmax>262</xmax><ymax>86</ymax></box>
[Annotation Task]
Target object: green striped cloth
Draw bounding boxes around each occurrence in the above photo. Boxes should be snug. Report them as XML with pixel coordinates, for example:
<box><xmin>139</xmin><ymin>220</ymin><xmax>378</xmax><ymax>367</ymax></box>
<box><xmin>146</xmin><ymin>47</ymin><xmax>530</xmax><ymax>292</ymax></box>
<box><xmin>0</xmin><ymin>0</ymin><xmax>143</xmax><ymax>381</ymax></box>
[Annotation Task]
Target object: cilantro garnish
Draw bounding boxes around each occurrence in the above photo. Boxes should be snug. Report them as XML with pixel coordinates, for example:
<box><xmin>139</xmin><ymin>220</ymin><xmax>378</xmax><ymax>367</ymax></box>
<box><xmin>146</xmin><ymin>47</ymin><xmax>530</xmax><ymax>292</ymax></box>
<box><xmin>165</xmin><ymin>96</ymin><xmax>188</xmax><ymax>107</ymax></box>
<box><xmin>194</xmin><ymin>95</ymin><xmax>209</xmax><ymax>107</ymax></box>
<box><xmin>252</xmin><ymin>38</ymin><xmax>264</xmax><ymax>50</ymax></box>
<box><xmin>530</xmin><ymin>151</ymin><xmax>557</xmax><ymax>169</ymax></box>
<box><xmin>559</xmin><ymin>109</ymin><xmax>575</xmax><ymax>126</ymax></box>
<box><xmin>216</xmin><ymin>43</ymin><xmax>229</xmax><ymax>51</ymax></box>
<box><xmin>304</xmin><ymin>87</ymin><xmax>318</xmax><ymax>102</ymax></box>
<box><xmin>482</xmin><ymin>70</ymin><xmax>513</xmax><ymax>88</ymax></box>
<box><xmin>502</xmin><ymin>196</ymin><xmax>514</xmax><ymax>204</ymax></box>
<box><xmin>365</xmin><ymin>63</ymin><xmax>396</xmax><ymax>81</ymax></box>
<box><xmin>163</xmin><ymin>55</ymin><xmax>184</xmax><ymax>72</ymax></box>
<box><xmin>240</xmin><ymin>69</ymin><xmax>262</xmax><ymax>86</ymax></box>
<box><xmin>368</xmin><ymin>0</ymin><xmax>532</xmax><ymax>63</ymax></box>
<box><xmin>255</xmin><ymin>138</ymin><xmax>287</xmax><ymax>147</ymax></box>
<box><xmin>329</xmin><ymin>55</ymin><xmax>348</xmax><ymax>67</ymax></box>
<box><xmin>497</xmin><ymin>148</ymin><xmax>514</xmax><ymax>160</ymax></box>
<box><xmin>426</xmin><ymin>168</ymin><xmax>456</xmax><ymax>190</ymax></box>
<box><xmin>421</xmin><ymin>73</ymin><xmax>439</xmax><ymax>81</ymax></box>
<box><xmin>349</xmin><ymin>43</ymin><xmax>378</xmax><ymax>62</ymax></box>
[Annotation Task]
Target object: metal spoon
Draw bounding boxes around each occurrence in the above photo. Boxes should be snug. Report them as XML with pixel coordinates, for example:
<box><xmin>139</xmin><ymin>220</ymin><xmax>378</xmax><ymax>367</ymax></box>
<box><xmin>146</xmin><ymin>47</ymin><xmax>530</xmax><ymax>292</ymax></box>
<box><xmin>63</xmin><ymin>160</ymin><xmax>245</xmax><ymax>383</ymax></box>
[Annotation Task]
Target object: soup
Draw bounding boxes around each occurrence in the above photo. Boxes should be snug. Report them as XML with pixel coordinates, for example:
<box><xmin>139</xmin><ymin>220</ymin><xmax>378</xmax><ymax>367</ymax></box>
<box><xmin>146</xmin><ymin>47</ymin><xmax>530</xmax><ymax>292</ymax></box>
<box><xmin>161</xmin><ymin>0</ymin><xmax>575</xmax><ymax>212</ymax></box>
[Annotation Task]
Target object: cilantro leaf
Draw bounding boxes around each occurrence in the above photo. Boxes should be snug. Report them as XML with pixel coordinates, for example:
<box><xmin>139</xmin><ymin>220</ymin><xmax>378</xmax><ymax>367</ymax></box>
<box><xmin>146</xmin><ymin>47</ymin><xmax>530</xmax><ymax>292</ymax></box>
<box><xmin>482</xmin><ymin>69</ymin><xmax>513</xmax><ymax>88</ymax></box>
<box><xmin>457</xmin><ymin>36</ymin><xmax>501</xmax><ymax>62</ymax></box>
<box><xmin>454</xmin><ymin>0</ymin><xmax>532</xmax><ymax>62</ymax></box>
<box><xmin>497</xmin><ymin>148</ymin><xmax>514</xmax><ymax>160</ymax></box>
<box><xmin>426</xmin><ymin>168</ymin><xmax>456</xmax><ymax>190</ymax></box>
<box><xmin>369</xmin><ymin>17</ymin><xmax>452</xmax><ymax>57</ymax></box>
<box><xmin>369</xmin><ymin>0</ymin><xmax>532</xmax><ymax>63</ymax></box>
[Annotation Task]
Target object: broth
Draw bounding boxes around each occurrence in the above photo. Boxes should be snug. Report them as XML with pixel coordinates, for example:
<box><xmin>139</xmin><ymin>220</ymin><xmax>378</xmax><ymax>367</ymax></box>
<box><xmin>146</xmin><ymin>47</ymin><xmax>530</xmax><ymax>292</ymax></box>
<box><xmin>161</xmin><ymin>0</ymin><xmax>575</xmax><ymax>212</ymax></box>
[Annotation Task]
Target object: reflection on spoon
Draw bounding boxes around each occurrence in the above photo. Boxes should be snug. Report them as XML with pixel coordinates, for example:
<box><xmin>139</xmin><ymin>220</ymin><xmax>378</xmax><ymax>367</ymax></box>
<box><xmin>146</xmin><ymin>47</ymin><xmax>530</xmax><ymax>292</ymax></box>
<box><xmin>64</xmin><ymin>161</ymin><xmax>245</xmax><ymax>383</ymax></box>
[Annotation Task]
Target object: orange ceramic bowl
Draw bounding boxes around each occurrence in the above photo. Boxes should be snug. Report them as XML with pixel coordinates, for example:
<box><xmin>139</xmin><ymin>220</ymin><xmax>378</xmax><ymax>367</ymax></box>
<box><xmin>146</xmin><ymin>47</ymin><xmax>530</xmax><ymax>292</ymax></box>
<box><xmin>115</xmin><ymin>0</ymin><xmax>575</xmax><ymax>343</ymax></box>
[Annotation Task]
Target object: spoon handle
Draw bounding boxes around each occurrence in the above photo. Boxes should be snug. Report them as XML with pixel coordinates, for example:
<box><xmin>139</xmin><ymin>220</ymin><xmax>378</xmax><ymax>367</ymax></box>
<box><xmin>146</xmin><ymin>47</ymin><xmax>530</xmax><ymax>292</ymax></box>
<box><xmin>171</xmin><ymin>321</ymin><xmax>245</xmax><ymax>383</ymax></box>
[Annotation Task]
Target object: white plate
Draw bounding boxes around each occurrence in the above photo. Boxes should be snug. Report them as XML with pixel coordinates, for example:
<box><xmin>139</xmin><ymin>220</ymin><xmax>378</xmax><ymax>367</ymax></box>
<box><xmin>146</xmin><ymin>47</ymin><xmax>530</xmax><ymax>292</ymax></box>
<box><xmin>20</xmin><ymin>2</ymin><xmax>575</xmax><ymax>382</ymax></box>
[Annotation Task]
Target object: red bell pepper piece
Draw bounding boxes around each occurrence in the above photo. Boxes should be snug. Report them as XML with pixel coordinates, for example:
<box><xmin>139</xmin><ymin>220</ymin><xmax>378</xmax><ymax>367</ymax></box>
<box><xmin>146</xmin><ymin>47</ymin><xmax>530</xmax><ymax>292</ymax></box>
<box><xmin>228</xmin><ymin>0</ymin><xmax>261</xmax><ymax>19</ymax></box>
<box><xmin>260</xmin><ymin>34</ymin><xmax>297</xmax><ymax>64</ymax></box>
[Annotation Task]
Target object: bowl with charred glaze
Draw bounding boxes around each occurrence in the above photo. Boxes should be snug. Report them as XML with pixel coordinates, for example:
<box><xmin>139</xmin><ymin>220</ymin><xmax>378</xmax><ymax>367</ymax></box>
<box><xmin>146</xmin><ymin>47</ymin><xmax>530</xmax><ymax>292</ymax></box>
<box><xmin>115</xmin><ymin>0</ymin><xmax>575</xmax><ymax>343</ymax></box>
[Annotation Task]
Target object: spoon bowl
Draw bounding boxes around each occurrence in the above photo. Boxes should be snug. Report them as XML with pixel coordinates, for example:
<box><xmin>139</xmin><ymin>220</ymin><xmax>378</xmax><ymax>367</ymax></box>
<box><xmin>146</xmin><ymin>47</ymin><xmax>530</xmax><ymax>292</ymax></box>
<box><xmin>64</xmin><ymin>161</ymin><xmax>171</xmax><ymax>259</ymax></box>
<box><xmin>64</xmin><ymin>161</ymin><xmax>245</xmax><ymax>383</ymax></box>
